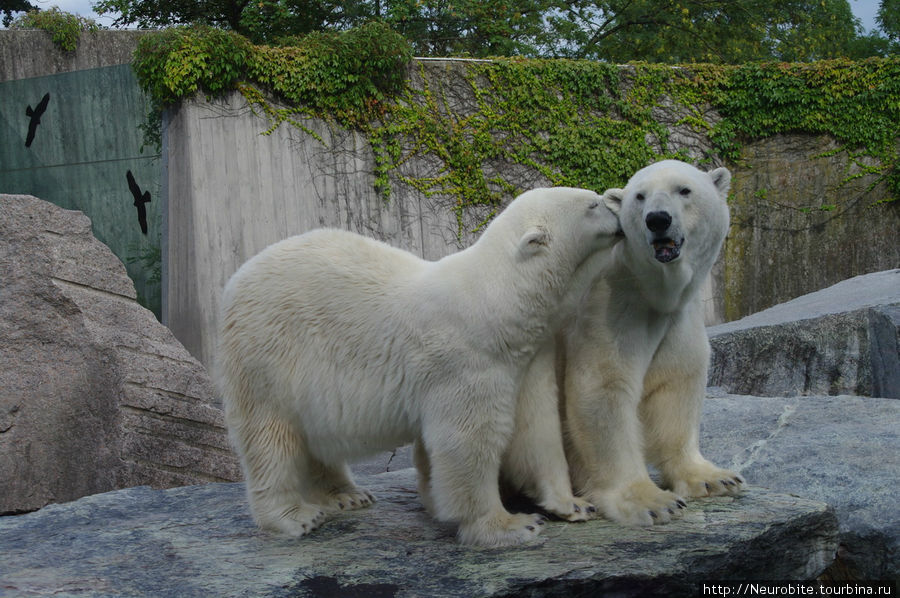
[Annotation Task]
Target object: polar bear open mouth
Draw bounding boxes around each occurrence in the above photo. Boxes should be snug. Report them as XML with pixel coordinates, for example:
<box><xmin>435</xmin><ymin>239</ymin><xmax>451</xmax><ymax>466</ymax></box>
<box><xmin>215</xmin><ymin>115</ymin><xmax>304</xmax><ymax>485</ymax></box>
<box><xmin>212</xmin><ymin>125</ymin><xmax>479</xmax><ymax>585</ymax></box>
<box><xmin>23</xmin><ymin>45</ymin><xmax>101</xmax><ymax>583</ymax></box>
<box><xmin>651</xmin><ymin>237</ymin><xmax>684</xmax><ymax>263</ymax></box>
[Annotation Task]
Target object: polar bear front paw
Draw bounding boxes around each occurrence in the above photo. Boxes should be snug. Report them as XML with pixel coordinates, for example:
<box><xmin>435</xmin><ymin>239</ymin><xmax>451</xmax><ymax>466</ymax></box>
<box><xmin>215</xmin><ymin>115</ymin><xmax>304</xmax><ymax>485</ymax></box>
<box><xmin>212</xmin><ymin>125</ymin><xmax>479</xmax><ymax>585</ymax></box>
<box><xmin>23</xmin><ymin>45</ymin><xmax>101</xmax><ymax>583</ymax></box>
<box><xmin>322</xmin><ymin>488</ymin><xmax>376</xmax><ymax>514</ymax></box>
<box><xmin>589</xmin><ymin>479</ymin><xmax>686</xmax><ymax>526</ymax></box>
<box><xmin>457</xmin><ymin>511</ymin><xmax>546</xmax><ymax>547</ymax></box>
<box><xmin>666</xmin><ymin>461</ymin><xmax>745</xmax><ymax>498</ymax></box>
<box><xmin>540</xmin><ymin>495</ymin><xmax>597</xmax><ymax>522</ymax></box>
<box><xmin>260</xmin><ymin>504</ymin><xmax>327</xmax><ymax>537</ymax></box>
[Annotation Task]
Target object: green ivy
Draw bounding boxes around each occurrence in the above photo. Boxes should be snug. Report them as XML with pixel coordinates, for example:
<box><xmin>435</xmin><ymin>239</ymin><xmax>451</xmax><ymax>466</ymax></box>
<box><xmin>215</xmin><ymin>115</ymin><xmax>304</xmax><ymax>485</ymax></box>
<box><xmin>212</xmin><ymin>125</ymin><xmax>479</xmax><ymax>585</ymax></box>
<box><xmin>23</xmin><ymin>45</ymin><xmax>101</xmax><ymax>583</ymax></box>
<box><xmin>703</xmin><ymin>58</ymin><xmax>900</xmax><ymax>195</ymax></box>
<box><xmin>11</xmin><ymin>7</ymin><xmax>99</xmax><ymax>52</ymax></box>
<box><xmin>133</xmin><ymin>25</ymin><xmax>252</xmax><ymax>105</ymax></box>
<box><xmin>132</xmin><ymin>25</ymin><xmax>900</xmax><ymax>234</ymax></box>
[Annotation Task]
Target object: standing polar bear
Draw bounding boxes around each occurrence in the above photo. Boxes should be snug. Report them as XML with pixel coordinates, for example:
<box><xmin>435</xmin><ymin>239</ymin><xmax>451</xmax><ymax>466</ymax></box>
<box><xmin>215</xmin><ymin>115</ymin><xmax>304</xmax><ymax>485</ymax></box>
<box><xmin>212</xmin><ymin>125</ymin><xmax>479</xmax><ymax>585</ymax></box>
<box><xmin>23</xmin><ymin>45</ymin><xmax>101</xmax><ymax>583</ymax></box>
<box><xmin>217</xmin><ymin>187</ymin><xmax>622</xmax><ymax>547</ymax></box>
<box><xmin>509</xmin><ymin>160</ymin><xmax>745</xmax><ymax>527</ymax></box>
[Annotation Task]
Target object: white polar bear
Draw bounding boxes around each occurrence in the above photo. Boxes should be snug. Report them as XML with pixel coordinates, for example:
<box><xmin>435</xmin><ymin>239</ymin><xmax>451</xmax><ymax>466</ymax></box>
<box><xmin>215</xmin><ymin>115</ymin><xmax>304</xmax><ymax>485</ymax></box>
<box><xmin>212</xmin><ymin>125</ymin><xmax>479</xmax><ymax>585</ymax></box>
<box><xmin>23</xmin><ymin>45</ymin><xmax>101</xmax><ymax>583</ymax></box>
<box><xmin>216</xmin><ymin>187</ymin><xmax>622</xmax><ymax>547</ymax></box>
<box><xmin>507</xmin><ymin>160</ymin><xmax>745</xmax><ymax>527</ymax></box>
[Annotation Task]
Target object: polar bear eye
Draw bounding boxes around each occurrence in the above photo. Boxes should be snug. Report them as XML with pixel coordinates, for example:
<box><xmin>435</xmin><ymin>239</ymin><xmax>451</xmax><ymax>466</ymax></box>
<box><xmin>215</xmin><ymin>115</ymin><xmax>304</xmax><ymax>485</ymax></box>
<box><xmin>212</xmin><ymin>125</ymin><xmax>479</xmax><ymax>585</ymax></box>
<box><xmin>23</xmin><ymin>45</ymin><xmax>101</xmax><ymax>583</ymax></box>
<box><xmin>588</xmin><ymin>201</ymin><xmax>599</xmax><ymax>209</ymax></box>
<box><xmin>679</xmin><ymin>187</ymin><xmax>691</xmax><ymax>196</ymax></box>
<box><xmin>635</xmin><ymin>193</ymin><xmax>645</xmax><ymax>201</ymax></box>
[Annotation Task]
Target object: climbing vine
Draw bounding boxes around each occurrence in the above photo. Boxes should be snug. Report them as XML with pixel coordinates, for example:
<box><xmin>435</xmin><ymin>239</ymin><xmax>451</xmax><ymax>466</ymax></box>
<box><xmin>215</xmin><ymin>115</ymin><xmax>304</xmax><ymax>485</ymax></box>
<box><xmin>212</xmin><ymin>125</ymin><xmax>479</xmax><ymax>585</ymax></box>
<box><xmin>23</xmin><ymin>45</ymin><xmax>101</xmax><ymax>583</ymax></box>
<box><xmin>10</xmin><ymin>7</ymin><xmax>99</xmax><ymax>52</ymax></box>
<box><xmin>131</xmin><ymin>24</ymin><xmax>900</xmax><ymax>233</ymax></box>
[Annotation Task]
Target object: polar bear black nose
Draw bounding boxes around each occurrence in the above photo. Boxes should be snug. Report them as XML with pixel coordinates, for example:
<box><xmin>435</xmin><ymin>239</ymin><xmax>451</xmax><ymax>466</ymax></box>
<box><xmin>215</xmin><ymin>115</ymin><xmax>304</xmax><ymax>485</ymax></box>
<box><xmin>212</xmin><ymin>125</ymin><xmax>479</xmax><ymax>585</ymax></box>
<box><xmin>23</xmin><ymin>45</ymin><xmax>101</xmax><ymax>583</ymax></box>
<box><xmin>645</xmin><ymin>211</ymin><xmax>672</xmax><ymax>233</ymax></box>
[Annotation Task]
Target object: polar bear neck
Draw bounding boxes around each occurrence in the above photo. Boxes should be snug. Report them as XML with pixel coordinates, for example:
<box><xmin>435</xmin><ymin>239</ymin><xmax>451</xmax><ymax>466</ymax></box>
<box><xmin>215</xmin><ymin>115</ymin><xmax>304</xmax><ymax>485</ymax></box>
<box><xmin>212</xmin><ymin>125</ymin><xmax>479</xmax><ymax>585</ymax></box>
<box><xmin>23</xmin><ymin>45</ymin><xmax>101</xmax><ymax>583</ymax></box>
<box><xmin>429</xmin><ymin>242</ymin><xmax>576</xmax><ymax>360</ymax></box>
<box><xmin>613</xmin><ymin>240</ymin><xmax>713</xmax><ymax>315</ymax></box>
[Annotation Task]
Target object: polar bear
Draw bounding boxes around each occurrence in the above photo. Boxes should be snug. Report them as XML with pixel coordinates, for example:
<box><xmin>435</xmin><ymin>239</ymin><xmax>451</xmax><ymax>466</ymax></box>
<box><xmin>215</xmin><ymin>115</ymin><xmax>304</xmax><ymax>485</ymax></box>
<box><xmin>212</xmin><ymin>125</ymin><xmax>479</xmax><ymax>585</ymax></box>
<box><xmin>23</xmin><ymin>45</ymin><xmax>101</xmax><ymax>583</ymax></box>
<box><xmin>216</xmin><ymin>187</ymin><xmax>622</xmax><ymax>546</ymax></box>
<box><xmin>507</xmin><ymin>160</ymin><xmax>745</xmax><ymax>527</ymax></box>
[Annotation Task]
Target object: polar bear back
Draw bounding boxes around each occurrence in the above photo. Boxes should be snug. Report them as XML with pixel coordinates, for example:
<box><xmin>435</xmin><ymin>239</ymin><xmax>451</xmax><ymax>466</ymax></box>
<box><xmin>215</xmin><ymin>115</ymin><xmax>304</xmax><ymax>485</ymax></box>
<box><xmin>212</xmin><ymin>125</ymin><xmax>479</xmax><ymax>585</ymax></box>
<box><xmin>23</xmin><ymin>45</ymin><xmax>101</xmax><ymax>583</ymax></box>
<box><xmin>219</xmin><ymin>230</ymin><xmax>434</xmax><ymax>458</ymax></box>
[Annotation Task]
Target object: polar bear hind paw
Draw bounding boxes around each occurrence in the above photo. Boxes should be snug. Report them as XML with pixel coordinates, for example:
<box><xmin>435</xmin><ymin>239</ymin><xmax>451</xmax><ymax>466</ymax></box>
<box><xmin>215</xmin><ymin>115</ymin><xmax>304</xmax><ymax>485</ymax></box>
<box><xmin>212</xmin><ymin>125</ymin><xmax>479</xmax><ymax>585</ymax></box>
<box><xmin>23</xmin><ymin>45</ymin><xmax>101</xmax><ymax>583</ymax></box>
<box><xmin>590</xmin><ymin>480</ymin><xmax>686</xmax><ymax>526</ymax></box>
<box><xmin>260</xmin><ymin>504</ymin><xmax>327</xmax><ymax>537</ymax></box>
<box><xmin>457</xmin><ymin>511</ymin><xmax>546</xmax><ymax>547</ymax></box>
<box><xmin>667</xmin><ymin>462</ymin><xmax>745</xmax><ymax>498</ymax></box>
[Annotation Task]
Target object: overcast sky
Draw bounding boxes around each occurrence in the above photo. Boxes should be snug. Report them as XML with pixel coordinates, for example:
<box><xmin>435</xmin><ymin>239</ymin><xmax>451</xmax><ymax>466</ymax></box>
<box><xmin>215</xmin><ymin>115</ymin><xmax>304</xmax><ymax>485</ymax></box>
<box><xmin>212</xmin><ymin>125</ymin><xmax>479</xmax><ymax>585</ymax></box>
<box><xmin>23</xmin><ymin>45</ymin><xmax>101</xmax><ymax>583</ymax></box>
<box><xmin>9</xmin><ymin>0</ymin><xmax>888</xmax><ymax>35</ymax></box>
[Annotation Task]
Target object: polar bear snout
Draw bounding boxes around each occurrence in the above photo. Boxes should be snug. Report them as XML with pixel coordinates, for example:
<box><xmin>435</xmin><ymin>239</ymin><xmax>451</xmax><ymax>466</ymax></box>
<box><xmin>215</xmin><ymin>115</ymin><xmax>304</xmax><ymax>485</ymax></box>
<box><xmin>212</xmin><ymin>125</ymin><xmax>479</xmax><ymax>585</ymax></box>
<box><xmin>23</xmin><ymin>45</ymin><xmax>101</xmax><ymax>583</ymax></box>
<box><xmin>644</xmin><ymin>210</ymin><xmax>684</xmax><ymax>263</ymax></box>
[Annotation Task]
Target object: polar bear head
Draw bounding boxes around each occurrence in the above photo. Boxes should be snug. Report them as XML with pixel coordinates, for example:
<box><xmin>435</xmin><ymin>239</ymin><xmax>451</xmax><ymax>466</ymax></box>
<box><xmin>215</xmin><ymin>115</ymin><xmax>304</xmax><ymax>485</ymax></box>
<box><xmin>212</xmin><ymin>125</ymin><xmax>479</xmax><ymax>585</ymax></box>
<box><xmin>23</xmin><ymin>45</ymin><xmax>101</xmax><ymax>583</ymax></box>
<box><xmin>482</xmin><ymin>187</ymin><xmax>622</xmax><ymax>269</ymax></box>
<box><xmin>603</xmin><ymin>160</ymin><xmax>730</xmax><ymax>265</ymax></box>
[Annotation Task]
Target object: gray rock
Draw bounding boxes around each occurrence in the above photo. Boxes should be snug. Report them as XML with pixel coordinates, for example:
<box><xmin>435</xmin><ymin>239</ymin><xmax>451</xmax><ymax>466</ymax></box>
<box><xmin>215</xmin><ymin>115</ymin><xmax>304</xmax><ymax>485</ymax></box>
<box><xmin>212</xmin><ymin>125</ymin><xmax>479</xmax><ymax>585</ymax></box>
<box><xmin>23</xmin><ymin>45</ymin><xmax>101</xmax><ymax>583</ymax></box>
<box><xmin>0</xmin><ymin>469</ymin><xmax>837</xmax><ymax>597</ymax></box>
<box><xmin>0</xmin><ymin>195</ymin><xmax>240</xmax><ymax>515</ymax></box>
<box><xmin>700</xmin><ymin>394</ymin><xmax>899</xmax><ymax>581</ymax></box>
<box><xmin>708</xmin><ymin>270</ymin><xmax>900</xmax><ymax>398</ymax></box>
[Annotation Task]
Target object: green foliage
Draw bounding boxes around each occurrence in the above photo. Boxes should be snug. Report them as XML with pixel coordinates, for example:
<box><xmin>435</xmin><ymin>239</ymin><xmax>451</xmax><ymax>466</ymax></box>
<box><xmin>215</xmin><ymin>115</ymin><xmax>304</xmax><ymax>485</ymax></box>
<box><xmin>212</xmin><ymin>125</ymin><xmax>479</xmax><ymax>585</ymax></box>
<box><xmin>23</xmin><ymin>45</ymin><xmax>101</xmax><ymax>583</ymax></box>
<box><xmin>133</xmin><ymin>23</ymin><xmax>899</xmax><ymax>232</ymax></box>
<box><xmin>705</xmin><ymin>59</ymin><xmax>900</xmax><ymax>193</ymax></box>
<box><xmin>133</xmin><ymin>25</ymin><xmax>251</xmax><ymax>105</ymax></box>
<box><xmin>100</xmin><ymin>0</ymin><xmax>887</xmax><ymax>61</ymax></box>
<box><xmin>246</xmin><ymin>21</ymin><xmax>412</xmax><ymax>120</ymax></box>
<box><xmin>549</xmin><ymin>0</ymin><xmax>864</xmax><ymax>63</ymax></box>
<box><xmin>877</xmin><ymin>0</ymin><xmax>900</xmax><ymax>43</ymax></box>
<box><xmin>368</xmin><ymin>59</ymin><xmax>667</xmax><ymax>228</ymax></box>
<box><xmin>1</xmin><ymin>0</ymin><xmax>37</xmax><ymax>28</ymax></box>
<box><xmin>10</xmin><ymin>6</ymin><xmax>99</xmax><ymax>52</ymax></box>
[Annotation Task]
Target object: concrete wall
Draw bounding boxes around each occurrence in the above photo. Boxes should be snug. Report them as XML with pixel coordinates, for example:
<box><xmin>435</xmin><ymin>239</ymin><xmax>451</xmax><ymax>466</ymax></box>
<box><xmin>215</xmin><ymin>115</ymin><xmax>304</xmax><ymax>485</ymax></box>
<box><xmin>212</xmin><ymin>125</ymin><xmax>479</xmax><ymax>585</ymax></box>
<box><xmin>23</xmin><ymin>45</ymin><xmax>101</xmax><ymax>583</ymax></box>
<box><xmin>164</xmin><ymin>84</ymin><xmax>897</xmax><ymax>368</ymax></box>
<box><xmin>162</xmin><ymin>90</ymin><xmax>498</xmax><ymax>365</ymax></box>
<box><xmin>725</xmin><ymin>135</ymin><xmax>900</xmax><ymax>321</ymax></box>
<box><xmin>2</xmin><ymin>32</ymin><xmax>895</xmax><ymax>367</ymax></box>
<box><xmin>0</xmin><ymin>31</ymin><xmax>161</xmax><ymax>316</ymax></box>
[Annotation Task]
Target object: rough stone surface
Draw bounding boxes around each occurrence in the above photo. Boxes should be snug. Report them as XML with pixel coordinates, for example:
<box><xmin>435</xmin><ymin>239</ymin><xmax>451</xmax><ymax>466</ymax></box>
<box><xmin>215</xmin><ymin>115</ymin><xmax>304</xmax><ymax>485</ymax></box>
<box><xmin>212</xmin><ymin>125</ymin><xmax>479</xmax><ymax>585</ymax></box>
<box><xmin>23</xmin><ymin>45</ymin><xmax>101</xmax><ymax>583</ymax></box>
<box><xmin>0</xmin><ymin>469</ymin><xmax>837</xmax><ymax>597</ymax></box>
<box><xmin>708</xmin><ymin>270</ymin><xmax>900</xmax><ymax>398</ymax></box>
<box><xmin>357</xmin><ymin>392</ymin><xmax>899</xmax><ymax>582</ymax></box>
<box><xmin>0</xmin><ymin>195</ymin><xmax>239</xmax><ymax>515</ymax></box>
<box><xmin>701</xmin><ymin>393</ymin><xmax>898</xmax><ymax>582</ymax></box>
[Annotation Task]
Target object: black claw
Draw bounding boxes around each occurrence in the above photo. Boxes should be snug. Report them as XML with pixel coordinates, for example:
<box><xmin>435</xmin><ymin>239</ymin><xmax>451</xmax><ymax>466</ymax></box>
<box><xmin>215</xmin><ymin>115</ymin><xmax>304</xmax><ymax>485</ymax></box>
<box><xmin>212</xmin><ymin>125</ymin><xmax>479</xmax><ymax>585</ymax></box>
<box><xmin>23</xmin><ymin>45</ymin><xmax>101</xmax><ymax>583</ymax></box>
<box><xmin>735</xmin><ymin>476</ymin><xmax>745</xmax><ymax>485</ymax></box>
<box><xmin>537</xmin><ymin>519</ymin><xmax>545</xmax><ymax>526</ymax></box>
<box><xmin>677</xmin><ymin>499</ymin><xmax>687</xmax><ymax>508</ymax></box>
<box><xmin>573</xmin><ymin>504</ymin><xmax>581</xmax><ymax>513</ymax></box>
<box><xmin>588</xmin><ymin>506</ymin><xmax>597</xmax><ymax>513</ymax></box>
<box><xmin>667</xmin><ymin>508</ymin><xmax>675</xmax><ymax>515</ymax></box>
<box><xmin>338</xmin><ymin>502</ymin><xmax>345</xmax><ymax>510</ymax></box>
<box><xmin>526</xmin><ymin>525</ymin><xmax>535</xmax><ymax>531</ymax></box>
<box><xmin>705</xmin><ymin>482</ymin><xmax>712</xmax><ymax>493</ymax></box>
<box><xmin>649</xmin><ymin>510</ymin><xmax>658</xmax><ymax>519</ymax></box>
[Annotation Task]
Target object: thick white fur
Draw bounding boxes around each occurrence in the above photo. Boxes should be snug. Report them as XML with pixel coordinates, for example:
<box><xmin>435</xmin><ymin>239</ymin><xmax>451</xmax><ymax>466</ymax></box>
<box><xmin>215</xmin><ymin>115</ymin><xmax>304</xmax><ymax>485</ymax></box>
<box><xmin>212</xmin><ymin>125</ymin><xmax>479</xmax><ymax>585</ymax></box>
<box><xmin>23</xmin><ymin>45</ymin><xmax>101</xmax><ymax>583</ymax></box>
<box><xmin>217</xmin><ymin>187</ymin><xmax>621</xmax><ymax>546</ymax></box>
<box><xmin>508</xmin><ymin>160</ymin><xmax>744</xmax><ymax>527</ymax></box>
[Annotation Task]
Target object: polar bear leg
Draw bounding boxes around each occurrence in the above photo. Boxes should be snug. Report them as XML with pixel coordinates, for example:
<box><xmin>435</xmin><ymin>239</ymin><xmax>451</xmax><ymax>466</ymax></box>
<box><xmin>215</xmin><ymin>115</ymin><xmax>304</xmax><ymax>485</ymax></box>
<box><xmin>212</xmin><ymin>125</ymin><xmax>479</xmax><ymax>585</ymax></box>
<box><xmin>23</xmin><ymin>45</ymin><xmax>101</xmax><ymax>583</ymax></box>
<box><xmin>503</xmin><ymin>342</ymin><xmax>596</xmax><ymax>522</ymax></box>
<box><xmin>232</xmin><ymin>412</ymin><xmax>327</xmax><ymax>537</ymax></box>
<box><xmin>422</xmin><ymin>418</ymin><xmax>546</xmax><ymax>547</ymax></box>
<box><xmin>564</xmin><ymin>353</ymin><xmax>685</xmax><ymax>526</ymax></box>
<box><xmin>642</xmin><ymin>312</ymin><xmax>745</xmax><ymax>498</ymax></box>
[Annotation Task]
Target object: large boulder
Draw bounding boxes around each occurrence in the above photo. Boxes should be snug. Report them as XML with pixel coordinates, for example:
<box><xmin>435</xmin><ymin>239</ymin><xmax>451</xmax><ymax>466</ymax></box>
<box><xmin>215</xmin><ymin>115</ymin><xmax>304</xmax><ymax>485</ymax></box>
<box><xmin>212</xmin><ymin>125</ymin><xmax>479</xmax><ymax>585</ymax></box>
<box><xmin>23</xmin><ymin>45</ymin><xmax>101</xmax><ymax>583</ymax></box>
<box><xmin>707</xmin><ymin>270</ymin><xmax>900</xmax><ymax>398</ymax></box>
<box><xmin>700</xmin><ymin>393</ymin><xmax>899</xmax><ymax>582</ymax></box>
<box><xmin>0</xmin><ymin>469</ymin><xmax>837</xmax><ymax>596</ymax></box>
<box><xmin>0</xmin><ymin>195</ymin><xmax>239</xmax><ymax>515</ymax></box>
<box><xmin>358</xmin><ymin>392</ymin><xmax>900</xmax><ymax>582</ymax></box>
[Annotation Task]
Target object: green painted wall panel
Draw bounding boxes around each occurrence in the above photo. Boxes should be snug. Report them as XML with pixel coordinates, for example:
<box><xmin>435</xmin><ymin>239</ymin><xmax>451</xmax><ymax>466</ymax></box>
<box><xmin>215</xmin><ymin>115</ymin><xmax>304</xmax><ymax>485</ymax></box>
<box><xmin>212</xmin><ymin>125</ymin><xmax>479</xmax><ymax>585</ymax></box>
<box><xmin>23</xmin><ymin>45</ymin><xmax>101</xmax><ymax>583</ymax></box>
<box><xmin>0</xmin><ymin>64</ymin><xmax>161</xmax><ymax>316</ymax></box>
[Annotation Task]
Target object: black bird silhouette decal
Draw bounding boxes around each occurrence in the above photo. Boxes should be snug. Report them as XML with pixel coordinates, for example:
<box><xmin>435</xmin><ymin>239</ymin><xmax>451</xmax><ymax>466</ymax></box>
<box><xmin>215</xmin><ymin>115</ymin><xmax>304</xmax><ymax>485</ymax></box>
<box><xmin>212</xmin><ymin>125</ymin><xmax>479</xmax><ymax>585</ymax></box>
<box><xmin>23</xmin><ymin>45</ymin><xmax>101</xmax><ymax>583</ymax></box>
<box><xmin>25</xmin><ymin>92</ymin><xmax>50</xmax><ymax>148</ymax></box>
<box><xmin>126</xmin><ymin>170</ymin><xmax>151</xmax><ymax>235</ymax></box>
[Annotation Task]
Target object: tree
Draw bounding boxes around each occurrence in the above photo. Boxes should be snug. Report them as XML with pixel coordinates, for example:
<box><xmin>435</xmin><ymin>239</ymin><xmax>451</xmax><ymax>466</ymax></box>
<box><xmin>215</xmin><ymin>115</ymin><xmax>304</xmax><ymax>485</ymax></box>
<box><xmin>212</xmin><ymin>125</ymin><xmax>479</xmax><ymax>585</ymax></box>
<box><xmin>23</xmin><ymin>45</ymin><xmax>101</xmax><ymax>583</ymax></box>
<box><xmin>1</xmin><ymin>0</ymin><xmax>38</xmax><ymax>27</ymax></box>
<box><xmin>93</xmin><ymin>0</ymin><xmax>880</xmax><ymax>61</ymax></box>
<box><xmin>383</xmin><ymin>0</ymin><xmax>561</xmax><ymax>57</ymax></box>
<box><xmin>876</xmin><ymin>0</ymin><xmax>899</xmax><ymax>43</ymax></box>
<box><xmin>542</xmin><ymin>0</ymin><xmax>864</xmax><ymax>63</ymax></box>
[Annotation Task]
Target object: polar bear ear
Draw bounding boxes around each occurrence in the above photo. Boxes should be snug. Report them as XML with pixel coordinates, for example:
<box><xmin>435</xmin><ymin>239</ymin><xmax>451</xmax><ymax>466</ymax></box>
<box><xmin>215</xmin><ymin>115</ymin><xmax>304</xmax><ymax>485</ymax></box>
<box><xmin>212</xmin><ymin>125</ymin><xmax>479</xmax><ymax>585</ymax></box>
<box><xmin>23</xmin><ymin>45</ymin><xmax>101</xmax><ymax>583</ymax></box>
<box><xmin>601</xmin><ymin>188</ymin><xmax>623</xmax><ymax>214</ymax></box>
<box><xmin>709</xmin><ymin>167</ymin><xmax>732</xmax><ymax>199</ymax></box>
<box><xmin>518</xmin><ymin>226</ymin><xmax>550</xmax><ymax>257</ymax></box>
